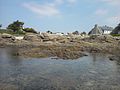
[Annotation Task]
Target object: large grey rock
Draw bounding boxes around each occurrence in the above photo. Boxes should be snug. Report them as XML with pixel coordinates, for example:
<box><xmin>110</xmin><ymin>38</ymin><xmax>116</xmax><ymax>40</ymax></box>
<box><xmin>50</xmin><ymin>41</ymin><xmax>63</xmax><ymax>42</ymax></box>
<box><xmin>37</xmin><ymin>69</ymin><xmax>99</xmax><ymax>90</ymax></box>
<box><xmin>0</xmin><ymin>33</ymin><xmax>15</xmax><ymax>44</ymax></box>
<box><xmin>40</xmin><ymin>33</ymin><xmax>52</xmax><ymax>41</ymax></box>
<box><xmin>40</xmin><ymin>33</ymin><xmax>66</xmax><ymax>42</ymax></box>
<box><xmin>1</xmin><ymin>33</ymin><xmax>15</xmax><ymax>40</ymax></box>
<box><xmin>23</xmin><ymin>34</ymin><xmax>43</xmax><ymax>42</ymax></box>
<box><xmin>2</xmin><ymin>33</ymin><xmax>13</xmax><ymax>38</ymax></box>
<box><xmin>108</xmin><ymin>55</ymin><xmax>120</xmax><ymax>61</ymax></box>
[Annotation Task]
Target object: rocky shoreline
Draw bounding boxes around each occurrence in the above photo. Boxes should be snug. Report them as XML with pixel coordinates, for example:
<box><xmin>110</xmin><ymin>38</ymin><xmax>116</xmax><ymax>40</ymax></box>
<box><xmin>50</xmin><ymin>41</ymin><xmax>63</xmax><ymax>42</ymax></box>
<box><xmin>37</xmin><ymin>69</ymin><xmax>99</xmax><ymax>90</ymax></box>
<box><xmin>0</xmin><ymin>33</ymin><xmax>120</xmax><ymax>60</ymax></box>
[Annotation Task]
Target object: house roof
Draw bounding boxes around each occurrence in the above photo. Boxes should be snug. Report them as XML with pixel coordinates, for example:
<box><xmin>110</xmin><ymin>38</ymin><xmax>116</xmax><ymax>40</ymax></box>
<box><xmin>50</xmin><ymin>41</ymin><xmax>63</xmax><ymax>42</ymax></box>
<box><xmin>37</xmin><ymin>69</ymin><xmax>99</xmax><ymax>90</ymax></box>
<box><xmin>88</xmin><ymin>24</ymin><xmax>103</xmax><ymax>35</ymax></box>
<box><xmin>99</xmin><ymin>25</ymin><xmax>113</xmax><ymax>31</ymax></box>
<box><xmin>111</xmin><ymin>24</ymin><xmax>120</xmax><ymax>34</ymax></box>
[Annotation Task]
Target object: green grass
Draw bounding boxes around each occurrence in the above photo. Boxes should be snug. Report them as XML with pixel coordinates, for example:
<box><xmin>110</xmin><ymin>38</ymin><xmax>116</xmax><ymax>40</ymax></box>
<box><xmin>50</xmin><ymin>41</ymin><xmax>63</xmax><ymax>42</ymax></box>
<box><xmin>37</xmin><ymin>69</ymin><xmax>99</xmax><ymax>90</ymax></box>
<box><xmin>111</xmin><ymin>34</ymin><xmax>120</xmax><ymax>37</ymax></box>
<box><xmin>0</xmin><ymin>29</ymin><xmax>25</xmax><ymax>36</ymax></box>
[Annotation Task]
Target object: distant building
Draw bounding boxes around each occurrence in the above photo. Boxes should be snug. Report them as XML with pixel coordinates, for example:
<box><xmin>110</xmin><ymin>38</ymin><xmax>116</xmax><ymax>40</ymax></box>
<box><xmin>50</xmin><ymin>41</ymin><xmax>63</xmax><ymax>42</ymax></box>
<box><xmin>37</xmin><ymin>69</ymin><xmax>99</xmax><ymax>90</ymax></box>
<box><xmin>88</xmin><ymin>24</ymin><xmax>103</xmax><ymax>35</ymax></box>
<box><xmin>88</xmin><ymin>24</ymin><xmax>113</xmax><ymax>35</ymax></box>
<box><xmin>99</xmin><ymin>25</ymin><xmax>113</xmax><ymax>34</ymax></box>
<box><xmin>111</xmin><ymin>23</ymin><xmax>120</xmax><ymax>34</ymax></box>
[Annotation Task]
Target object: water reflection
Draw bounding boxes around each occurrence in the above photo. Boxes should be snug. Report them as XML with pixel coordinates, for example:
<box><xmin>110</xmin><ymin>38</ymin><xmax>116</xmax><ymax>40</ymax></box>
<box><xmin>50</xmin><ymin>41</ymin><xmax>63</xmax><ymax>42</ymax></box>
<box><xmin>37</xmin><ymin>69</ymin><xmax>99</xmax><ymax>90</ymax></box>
<box><xmin>0</xmin><ymin>48</ymin><xmax>120</xmax><ymax>90</ymax></box>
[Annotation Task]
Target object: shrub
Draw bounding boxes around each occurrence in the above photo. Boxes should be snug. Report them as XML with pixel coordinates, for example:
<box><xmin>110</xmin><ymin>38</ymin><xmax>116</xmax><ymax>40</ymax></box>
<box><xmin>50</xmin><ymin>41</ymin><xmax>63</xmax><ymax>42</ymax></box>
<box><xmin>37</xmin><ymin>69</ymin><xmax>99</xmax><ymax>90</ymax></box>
<box><xmin>23</xmin><ymin>28</ymin><xmax>37</xmax><ymax>33</ymax></box>
<box><xmin>0</xmin><ymin>29</ymin><xmax>25</xmax><ymax>35</ymax></box>
<box><xmin>111</xmin><ymin>34</ymin><xmax>120</xmax><ymax>37</ymax></box>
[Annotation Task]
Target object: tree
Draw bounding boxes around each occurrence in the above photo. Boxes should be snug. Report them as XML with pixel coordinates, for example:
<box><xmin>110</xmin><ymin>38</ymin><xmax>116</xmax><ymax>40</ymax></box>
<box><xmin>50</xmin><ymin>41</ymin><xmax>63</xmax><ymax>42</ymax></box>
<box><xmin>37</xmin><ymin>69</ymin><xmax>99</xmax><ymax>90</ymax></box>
<box><xmin>81</xmin><ymin>32</ymin><xmax>86</xmax><ymax>35</ymax></box>
<box><xmin>72</xmin><ymin>31</ymin><xmax>79</xmax><ymax>35</ymax></box>
<box><xmin>7</xmin><ymin>20</ymin><xmax>24</xmax><ymax>32</ymax></box>
<box><xmin>23</xmin><ymin>28</ymin><xmax>37</xmax><ymax>33</ymax></box>
<box><xmin>0</xmin><ymin>24</ymin><xmax>2</xmax><ymax>29</ymax></box>
<box><xmin>46</xmin><ymin>30</ymin><xmax>52</xmax><ymax>34</ymax></box>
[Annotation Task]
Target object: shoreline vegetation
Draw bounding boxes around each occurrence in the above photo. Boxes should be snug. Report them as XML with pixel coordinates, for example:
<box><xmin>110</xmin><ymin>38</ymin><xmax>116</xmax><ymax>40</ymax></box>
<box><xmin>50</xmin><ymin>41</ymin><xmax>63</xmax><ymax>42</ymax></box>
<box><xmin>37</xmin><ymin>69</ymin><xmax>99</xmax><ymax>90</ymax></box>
<box><xmin>0</xmin><ymin>20</ymin><xmax>120</xmax><ymax>61</ymax></box>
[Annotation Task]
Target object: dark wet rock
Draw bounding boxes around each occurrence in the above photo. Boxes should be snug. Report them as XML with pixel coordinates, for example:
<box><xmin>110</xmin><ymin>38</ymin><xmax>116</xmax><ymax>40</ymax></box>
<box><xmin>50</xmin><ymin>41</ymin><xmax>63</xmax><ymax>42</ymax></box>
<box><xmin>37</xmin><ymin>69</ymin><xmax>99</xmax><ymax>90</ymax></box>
<box><xmin>16</xmin><ymin>45</ymin><xmax>88</xmax><ymax>59</ymax></box>
<box><xmin>54</xmin><ymin>49</ymin><xmax>87</xmax><ymax>59</ymax></box>
<box><xmin>108</xmin><ymin>55</ymin><xmax>120</xmax><ymax>61</ymax></box>
<box><xmin>89</xmin><ymin>47</ymin><xmax>101</xmax><ymax>53</ymax></box>
<box><xmin>51</xmin><ymin>57</ymin><xmax>60</xmax><ymax>60</ymax></box>
<box><xmin>12</xmin><ymin>52</ymin><xmax>20</xmax><ymax>56</ymax></box>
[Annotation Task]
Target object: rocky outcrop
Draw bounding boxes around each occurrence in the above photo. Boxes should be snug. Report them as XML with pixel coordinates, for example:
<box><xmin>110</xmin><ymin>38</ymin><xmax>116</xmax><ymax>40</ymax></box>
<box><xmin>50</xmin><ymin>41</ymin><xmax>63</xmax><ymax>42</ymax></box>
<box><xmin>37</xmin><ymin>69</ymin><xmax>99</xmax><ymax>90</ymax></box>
<box><xmin>23</xmin><ymin>33</ymin><xmax>43</xmax><ymax>42</ymax></box>
<box><xmin>2</xmin><ymin>33</ymin><xmax>13</xmax><ymax>38</ymax></box>
<box><xmin>0</xmin><ymin>33</ymin><xmax>120</xmax><ymax>60</ymax></box>
<box><xmin>82</xmin><ymin>35</ymin><xmax>118</xmax><ymax>43</ymax></box>
<box><xmin>40</xmin><ymin>33</ymin><xmax>56</xmax><ymax>41</ymax></box>
<box><xmin>0</xmin><ymin>33</ymin><xmax>15</xmax><ymax>44</ymax></box>
<box><xmin>108</xmin><ymin>55</ymin><xmax>120</xmax><ymax>61</ymax></box>
<box><xmin>1</xmin><ymin>33</ymin><xmax>15</xmax><ymax>40</ymax></box>
<box><xmin>40</xmin><ymin>33</ymin><xmax>67</xmax><ymax>42</ymax></box>
<box><xmin>17</xmin><ymin>45</ymin><xmax>88</xmax><ymax>59</ymax></box>
<box><xmin>53</xmin><ymin>49</ymin><xmax>87</xmax><ymax>59</ymax></box>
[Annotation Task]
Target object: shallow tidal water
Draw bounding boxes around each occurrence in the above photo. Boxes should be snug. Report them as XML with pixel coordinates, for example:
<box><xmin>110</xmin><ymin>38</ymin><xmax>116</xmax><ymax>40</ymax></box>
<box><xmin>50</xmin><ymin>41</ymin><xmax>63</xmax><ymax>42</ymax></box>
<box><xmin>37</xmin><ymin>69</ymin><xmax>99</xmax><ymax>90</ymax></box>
<box><xmin>0</xmin><ymin>48</ymin><xmax>120</xmax><ymax>90</ymax></box>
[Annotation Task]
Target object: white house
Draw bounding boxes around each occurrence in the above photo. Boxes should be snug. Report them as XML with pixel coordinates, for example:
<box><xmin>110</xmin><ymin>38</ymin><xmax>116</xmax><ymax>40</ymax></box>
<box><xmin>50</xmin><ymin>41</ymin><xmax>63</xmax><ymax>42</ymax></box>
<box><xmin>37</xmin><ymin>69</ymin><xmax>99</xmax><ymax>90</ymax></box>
<box><xmin>99</xmin><ymin>25</ymin><xmax>113</xmax><ymax>35</ymax></box>
<box><xmin>88</xmin><ymin>25</ymin><xmax>113</xmax><ymax>35</ymax></box>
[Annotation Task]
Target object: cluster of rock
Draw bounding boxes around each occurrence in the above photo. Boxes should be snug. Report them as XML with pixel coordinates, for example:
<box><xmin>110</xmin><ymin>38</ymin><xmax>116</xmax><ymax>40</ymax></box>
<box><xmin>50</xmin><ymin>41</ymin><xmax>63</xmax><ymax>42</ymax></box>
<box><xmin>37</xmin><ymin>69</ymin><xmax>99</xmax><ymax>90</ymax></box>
<box><xmin>0</xmin><ymin>32</ymin><xmax>85</xmax><ymax>48</ymax></box>
<box><xmin>0</xmin><ymin>33</ymin><xmax>15</xmax><ymax>43</ymax></box>
<box><xmin>23</xmin><ymin>33</ymin><xmax>43</xmax><ymax>42</ymax></box>
<box><xmin>0</xmin><ymin>33</ymin><xmax>66</xmax><ymax>43</ymax></box>
<box><xmin>23</xmin><ymin>33</ymin><xmax>86</xmax><ymax>44</ymax></box>
<box><xmin>0</xmin><ymin>32</ymin><xmax>120</xmax><ymax>60</ymax></box>
<box><xmin>82</xmin><ymin>35</ymin><xmax>120</xmax><ymax>43</ymax></box>
<box><xmin>23</xmin><ymin>33</ymin><xmax>67</xmax><ymax>44</ymax></box>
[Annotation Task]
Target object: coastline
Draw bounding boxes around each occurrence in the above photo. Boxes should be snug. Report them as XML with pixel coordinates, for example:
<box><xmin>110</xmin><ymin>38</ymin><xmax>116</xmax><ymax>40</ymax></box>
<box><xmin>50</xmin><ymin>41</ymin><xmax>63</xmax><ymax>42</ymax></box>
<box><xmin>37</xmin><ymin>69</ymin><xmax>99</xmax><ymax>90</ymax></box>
<box><xmin>0</xmin><ymin>33</ymin><xmax>120</xmax><ymax>61</ymax></box>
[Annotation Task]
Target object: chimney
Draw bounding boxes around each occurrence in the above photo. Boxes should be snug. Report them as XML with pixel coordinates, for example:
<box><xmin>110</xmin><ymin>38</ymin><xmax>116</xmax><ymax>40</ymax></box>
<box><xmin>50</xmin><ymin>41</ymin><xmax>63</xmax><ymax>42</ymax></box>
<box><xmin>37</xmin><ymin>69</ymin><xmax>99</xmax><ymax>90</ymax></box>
<box><xmin>95</xmin><ymin>24</ymin><xmax>98</xmax><ymax>28</ymax></box>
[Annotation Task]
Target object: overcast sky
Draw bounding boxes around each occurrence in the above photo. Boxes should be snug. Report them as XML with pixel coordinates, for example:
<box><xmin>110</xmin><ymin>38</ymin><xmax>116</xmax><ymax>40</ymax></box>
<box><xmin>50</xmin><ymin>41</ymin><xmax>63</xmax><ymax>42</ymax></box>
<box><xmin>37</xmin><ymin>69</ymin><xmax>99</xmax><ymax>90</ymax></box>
<box><xmin>0</xmin><ymin>0</ymin><xmax>120</xmax><ymax>33</ymax></box>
